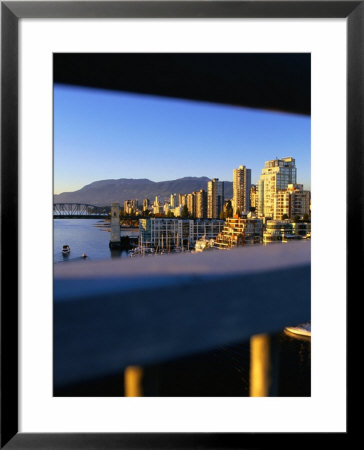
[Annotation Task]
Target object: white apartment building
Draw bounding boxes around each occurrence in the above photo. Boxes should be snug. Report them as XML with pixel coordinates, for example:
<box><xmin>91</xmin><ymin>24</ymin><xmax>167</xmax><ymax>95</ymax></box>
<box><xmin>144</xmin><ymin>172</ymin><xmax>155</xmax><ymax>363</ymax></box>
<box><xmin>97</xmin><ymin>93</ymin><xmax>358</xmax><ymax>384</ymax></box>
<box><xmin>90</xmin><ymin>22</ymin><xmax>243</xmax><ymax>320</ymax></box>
<box><xmin>257</xmin><ymin>157</ymin><xmax>297</xmax><ymax>217</ymax></box>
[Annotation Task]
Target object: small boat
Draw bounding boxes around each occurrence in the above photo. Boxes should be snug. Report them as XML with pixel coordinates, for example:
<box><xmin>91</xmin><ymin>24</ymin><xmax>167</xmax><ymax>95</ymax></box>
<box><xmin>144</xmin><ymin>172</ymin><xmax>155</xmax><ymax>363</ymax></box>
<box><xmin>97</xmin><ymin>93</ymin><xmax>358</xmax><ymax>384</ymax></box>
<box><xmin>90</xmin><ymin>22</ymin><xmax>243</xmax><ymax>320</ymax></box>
<box><xmin>194</xmin><ymin>236</ymin><xmax>215</xmax><ymax>252</ymax></box>
<box><xmin>62</xmin><ymin>245</ymin><xmax>70</xmax><ymax>255</ymax></box>
<box><xmin>285</xmin><ymin>322</ymin><xmax>311</xmax><ymax>337</ymax></box>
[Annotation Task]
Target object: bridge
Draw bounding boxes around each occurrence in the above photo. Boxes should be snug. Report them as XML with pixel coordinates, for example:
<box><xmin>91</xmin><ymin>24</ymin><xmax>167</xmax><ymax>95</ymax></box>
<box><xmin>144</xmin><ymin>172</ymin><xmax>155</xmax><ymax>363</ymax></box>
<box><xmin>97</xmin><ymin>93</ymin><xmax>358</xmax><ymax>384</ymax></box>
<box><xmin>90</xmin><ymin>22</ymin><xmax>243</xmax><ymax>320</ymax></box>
<box><xmin>53</xmin><ymin>203</ymin><xmax>110</xmax><ymax>218</ymax></box>
<box><xmin>53</xmin><ymin>203</ymin><xmax>140</xmax><ymax>227</ymax></box>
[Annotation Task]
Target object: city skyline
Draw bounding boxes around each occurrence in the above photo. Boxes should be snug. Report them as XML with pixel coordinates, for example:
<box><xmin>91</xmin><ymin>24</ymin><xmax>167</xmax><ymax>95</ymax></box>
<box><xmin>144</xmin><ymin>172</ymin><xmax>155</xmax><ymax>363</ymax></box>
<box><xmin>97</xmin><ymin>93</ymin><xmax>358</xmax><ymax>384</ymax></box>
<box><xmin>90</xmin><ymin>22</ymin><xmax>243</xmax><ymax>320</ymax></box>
<box><xmin>54</xmin><ymin>84</ymin><xmax>311</xmax><ymax>195</ymax></box>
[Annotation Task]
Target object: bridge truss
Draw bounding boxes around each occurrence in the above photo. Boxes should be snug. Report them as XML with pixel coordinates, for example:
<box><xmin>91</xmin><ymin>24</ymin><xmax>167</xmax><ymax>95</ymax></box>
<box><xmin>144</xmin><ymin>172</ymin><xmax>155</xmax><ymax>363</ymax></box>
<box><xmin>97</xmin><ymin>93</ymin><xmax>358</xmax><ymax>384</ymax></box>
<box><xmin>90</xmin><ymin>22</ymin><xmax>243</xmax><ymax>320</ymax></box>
<box><xmin>53</xmin><ymin>203</ymin><xmax>109</xmax><ymax>217</ymax></box>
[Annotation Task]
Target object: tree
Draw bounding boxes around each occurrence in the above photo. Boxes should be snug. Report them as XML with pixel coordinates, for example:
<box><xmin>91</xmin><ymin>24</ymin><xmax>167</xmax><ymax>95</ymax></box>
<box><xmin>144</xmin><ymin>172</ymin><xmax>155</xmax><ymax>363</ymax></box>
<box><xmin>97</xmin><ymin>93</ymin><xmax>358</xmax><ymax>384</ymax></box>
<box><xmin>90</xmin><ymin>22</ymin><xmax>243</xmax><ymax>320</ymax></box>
<box><xmin>293</xmin><ymin>215</ymin><xmax>301</xmax><ymax>223</ymax></box>
<box><xmin>282</xmin><ymin>214</ymin><xmax>289</xmax><ymax>220</ymax></box>
<box><xmin>166</xmin><ymin>210</ymin><xmax>175</xmax><ymax>218</ymax></box>
<box><xmin>236</xmin><ymin>208</ymin><xmax>241</xmax><ymax>217</ymax></box>
<box><xmin>303</xmin><ymin>213</ymin><xmax>310</xmax><ymax>222</ymax></box>
<box><xmin>225</xmin><ymin>200</ymin><xmax>233</xmax><ymax>218</ymax></box>
<box><xmin>181</xmin><ymin>204</ymin><xmax>190</xmax><ymax>219</ymax></box>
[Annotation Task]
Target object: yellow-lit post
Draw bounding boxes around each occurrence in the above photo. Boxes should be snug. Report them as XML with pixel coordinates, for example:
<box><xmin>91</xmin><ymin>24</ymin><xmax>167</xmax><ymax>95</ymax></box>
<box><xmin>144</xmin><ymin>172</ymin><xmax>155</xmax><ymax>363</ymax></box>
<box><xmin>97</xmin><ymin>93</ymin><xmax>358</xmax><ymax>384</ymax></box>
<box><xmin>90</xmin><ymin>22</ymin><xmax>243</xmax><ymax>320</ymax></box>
<box><xmin>250</xmin><ymin>333</ymin><xmax>272</xmax><ymax>397</ymax></box>
<box><xmin>124</xmin><ymin>366</ymin><xmax>143</xmax><ymax>397</ymax></box>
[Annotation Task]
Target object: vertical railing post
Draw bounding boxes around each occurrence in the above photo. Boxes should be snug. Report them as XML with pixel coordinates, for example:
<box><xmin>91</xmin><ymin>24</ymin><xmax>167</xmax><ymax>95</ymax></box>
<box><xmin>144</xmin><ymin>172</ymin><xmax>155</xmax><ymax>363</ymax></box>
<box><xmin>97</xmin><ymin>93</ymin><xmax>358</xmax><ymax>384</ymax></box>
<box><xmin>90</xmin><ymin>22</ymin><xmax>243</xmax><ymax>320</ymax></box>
<box><xmin>250</xmin><ymin>333</ymin><xmax>280</xmax><ymax>396</ymax></box>
<box><xmin>124</xmin><ymin>366</ymin><xmax>143</xmax><ymax>397</ymax></box>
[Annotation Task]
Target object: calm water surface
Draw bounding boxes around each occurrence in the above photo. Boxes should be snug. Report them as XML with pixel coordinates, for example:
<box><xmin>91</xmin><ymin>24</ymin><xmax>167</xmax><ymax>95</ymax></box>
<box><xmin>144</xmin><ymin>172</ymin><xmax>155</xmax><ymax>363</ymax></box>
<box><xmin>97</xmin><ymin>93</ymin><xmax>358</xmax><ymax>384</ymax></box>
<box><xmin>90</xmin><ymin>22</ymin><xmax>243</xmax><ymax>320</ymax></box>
<box><xmin>54</xmin><ymin>218</ymin><xmax>138</xmax><ymax>263</ymax></box>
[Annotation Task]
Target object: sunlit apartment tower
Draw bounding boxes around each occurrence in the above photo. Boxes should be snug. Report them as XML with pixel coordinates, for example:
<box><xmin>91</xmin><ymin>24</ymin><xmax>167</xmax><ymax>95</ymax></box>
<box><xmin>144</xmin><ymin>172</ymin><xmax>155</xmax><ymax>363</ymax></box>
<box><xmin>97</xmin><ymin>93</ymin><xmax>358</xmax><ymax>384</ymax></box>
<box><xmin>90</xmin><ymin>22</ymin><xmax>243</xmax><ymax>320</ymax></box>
<box><xmin>187</xmin><ymin>192</ymin><xmax>196</xmax><ymax>217</ymax></box>
<box><xmin>163</xmin><ymin>201</ymin><xmax>171</xmax><ymax>215</ymax></box>
<box><xmin>257</xmin><ymin>157</ymin><xmax>297</xmax><ymax>218</ymax></box>
<box><xmin>207</xmin><ymin>178</ymin><xmax>224</xmax><ymax>219</ymax></box>
<box><xmin>250</xmin><ymin>185</ymin><xmax>257</xmax><ymax>211</ymax></box>
<box><xmin>142</xmin><ymin>198</ymin><xmax>150</xmax><ymax>212</ymax></box>
<box><xmin>179</xmin><ymin>193</ymin><xmax>187</xmax><ymax>207</ymax></box>
<box><xmin>273</xmin><ymin>184</ymin><xmax>310</xmax><ymax>220</ymax></box>
<box><xmin>152</xmin><ymin>196</ymin><xmax>163</xmax><ymax>215</ymax></box>
<box><xmin>233</xmin><ymin>165</ymin><xmax>251</xmax><ymax>215</ymax></box>
<box><xmin>170</xmin><ymin>193</ymin><xmax>178</xmax><ymax>208</ymax></box>
<box><xmin>195</xmin><ymin>189</ymin><xmax>207</xmax><ymax>219</ymax></box>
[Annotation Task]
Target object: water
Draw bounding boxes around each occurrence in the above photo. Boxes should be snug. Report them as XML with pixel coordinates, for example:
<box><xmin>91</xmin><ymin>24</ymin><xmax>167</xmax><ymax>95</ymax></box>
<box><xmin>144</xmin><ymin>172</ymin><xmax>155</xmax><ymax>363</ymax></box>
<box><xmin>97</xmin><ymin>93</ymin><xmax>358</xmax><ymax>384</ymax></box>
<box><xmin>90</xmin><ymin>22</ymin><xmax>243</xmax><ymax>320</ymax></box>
<box><xmin>54</xmin><ymin>218</ymin><xmax>138</xmax><ymax>263</ymax></box>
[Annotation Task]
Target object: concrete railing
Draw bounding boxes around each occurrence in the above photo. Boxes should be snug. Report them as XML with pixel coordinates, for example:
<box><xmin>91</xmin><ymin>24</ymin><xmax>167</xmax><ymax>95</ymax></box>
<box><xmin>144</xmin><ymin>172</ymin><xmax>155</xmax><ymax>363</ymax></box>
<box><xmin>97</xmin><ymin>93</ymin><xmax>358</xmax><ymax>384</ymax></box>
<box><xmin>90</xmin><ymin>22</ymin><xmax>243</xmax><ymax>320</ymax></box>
<box><xmin>53</xmin><ymin>241</ymin><xmax>310</xmax><ymax>392</ymax></box>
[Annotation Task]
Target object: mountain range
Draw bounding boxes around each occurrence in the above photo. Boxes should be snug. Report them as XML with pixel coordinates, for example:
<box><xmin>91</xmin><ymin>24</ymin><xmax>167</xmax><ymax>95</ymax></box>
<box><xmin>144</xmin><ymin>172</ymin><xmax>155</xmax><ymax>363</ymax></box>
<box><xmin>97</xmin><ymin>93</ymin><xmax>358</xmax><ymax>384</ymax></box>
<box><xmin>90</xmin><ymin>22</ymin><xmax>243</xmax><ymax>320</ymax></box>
<box><xmin>54</xmin><ymin>177</ymin><xmax>233</xmax><ymax>207</ymax></box>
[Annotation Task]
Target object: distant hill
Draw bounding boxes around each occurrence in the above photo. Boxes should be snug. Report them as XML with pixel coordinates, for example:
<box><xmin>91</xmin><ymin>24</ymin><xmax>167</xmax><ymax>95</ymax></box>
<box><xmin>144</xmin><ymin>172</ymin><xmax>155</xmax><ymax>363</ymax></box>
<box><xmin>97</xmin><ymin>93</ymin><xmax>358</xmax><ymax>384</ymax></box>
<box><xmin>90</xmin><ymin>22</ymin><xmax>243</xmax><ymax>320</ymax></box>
<box><xmin>54</xmin><ymin>177</ymin><xmax>233</xmax><ymax>207</ymax></box>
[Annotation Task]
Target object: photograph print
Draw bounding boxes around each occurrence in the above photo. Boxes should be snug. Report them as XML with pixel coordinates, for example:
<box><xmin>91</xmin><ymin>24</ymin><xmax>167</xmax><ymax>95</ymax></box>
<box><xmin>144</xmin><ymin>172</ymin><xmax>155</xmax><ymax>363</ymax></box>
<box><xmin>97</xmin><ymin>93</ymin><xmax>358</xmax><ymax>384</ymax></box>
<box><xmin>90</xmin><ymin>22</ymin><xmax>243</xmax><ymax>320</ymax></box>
<box><xmin>53</xmin><ymin>53</ymin><xmax>311</xmax><ymax>397</ymax></box>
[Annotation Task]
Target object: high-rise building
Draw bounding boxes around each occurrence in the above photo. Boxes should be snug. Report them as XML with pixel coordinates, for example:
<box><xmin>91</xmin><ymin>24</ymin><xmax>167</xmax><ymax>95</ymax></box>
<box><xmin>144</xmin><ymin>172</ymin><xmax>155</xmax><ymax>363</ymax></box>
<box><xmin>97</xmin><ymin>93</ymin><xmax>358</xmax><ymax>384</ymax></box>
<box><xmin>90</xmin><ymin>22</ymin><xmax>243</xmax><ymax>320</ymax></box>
<box><xmin>250</xmin><ymin>185</ymin><xmax>257</xmax><ymax>211</ymax></box>
<box><xmin>207</xmin><ymin>178</ymin><xmax>224</xmax><ymax>219</ymax></box>
<box><xmin>233</xmin><ymin>165</ymin><xmax>251</xmax><ymax>215</ymax></box>
<box><xmin>170</xmin><ymin>193</ymin><xmax>178</xmax><ymax>208</ymax></box>
<box><xmin>152</xmin><ymin>196</ymin><xmax>162</xmax><ymax>215</ymax></box>
<box><xmin>195</xmin><ymin>189</ymin><xmax>207</xmax><ymax>219</ymax></box>
<box><xmin>142</xmin><ymin>198</ymin><xmax>150</xmax><ymax>212</ymax></box>
<box><xmin>179</xmin><ymin>194</ymin><xmax>187</xmax><ymax>207</ymax></box>
<box><xmin>257</xmin><ymin>157</ymin><xmax>297</xmax><ymax>217</ymax></box>
<box><xmin>187</xmin><ymin>192</ymin><xmax>196</xmax><ymax>217</ymax></box>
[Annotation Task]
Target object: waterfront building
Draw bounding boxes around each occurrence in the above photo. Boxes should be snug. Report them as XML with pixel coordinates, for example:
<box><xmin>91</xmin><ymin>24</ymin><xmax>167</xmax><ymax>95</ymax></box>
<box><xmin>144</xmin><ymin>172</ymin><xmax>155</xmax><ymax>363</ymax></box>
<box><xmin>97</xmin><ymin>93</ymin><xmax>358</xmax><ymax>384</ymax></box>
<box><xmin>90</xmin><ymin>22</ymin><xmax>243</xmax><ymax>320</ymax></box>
<box><xmin>233</xmin><ymin>165</ymin><xmax>251</xmax><ymax>215</ymax></box>
<box><xmin>207</xmin><ymin>178</ymin><xmax>224</xmax><ymax>219</ymax></box>
<box><xmin>139</xmin><ymin>218</ymin><xmax>224</xmax><ymax>250</ymax></box>
<box><xmin>292</xmin><ymin>221</ymin><xmax>311</xmax><ymax>237</ymax></box>
<box><xmin>214</xmin><ymin>215</ymin><xmax>263</xmax><ymax>249</ymax></box>
<box><xmin>263</xmin><ymin>220</ymin><xmax>293</xmax><ymax>243</ymax></box>
<box><xmin>257</xmin><ymin>157</ymin><xmax>297</xmax><ymax>218</ymax></box>
<box><xmin>263</xmin><ymin>219</ymin><xmax>310</xmax><ymax>242</ymax></box>
<box><xmin>195</xmin><ymin>189</ymin><xmax>207</xmax><ymax>219</ymax></box>
<box><xmin>250</xmin><ymin>185</ymin><xmax>257</xmax><ymax>211</ymax></box>
<box><xmin>273</xmin><ymin>184</ymin><xmax>310</xmax><ymax>220</ymax></box>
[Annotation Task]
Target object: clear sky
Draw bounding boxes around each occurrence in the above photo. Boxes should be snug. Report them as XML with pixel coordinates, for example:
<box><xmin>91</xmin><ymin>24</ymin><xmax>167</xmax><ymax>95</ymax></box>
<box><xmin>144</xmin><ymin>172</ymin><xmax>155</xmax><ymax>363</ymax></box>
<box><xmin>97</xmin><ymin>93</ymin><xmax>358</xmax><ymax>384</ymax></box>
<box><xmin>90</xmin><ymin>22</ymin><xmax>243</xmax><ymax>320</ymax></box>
<box><xmin>54</xmin><ymin>84</ymin><xmax>311</xmax><ymax>194</ymax></box>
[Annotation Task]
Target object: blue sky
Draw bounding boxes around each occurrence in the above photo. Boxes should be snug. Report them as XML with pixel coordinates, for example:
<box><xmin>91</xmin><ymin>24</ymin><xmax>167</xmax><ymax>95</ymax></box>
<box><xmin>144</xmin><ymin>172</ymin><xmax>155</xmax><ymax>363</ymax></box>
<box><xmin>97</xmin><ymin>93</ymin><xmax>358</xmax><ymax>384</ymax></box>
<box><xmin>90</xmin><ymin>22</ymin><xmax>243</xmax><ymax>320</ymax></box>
<box><xmin>54</xmin><ymin>84</ymin><xmax>311</xmax><ymax>194</ymax></box>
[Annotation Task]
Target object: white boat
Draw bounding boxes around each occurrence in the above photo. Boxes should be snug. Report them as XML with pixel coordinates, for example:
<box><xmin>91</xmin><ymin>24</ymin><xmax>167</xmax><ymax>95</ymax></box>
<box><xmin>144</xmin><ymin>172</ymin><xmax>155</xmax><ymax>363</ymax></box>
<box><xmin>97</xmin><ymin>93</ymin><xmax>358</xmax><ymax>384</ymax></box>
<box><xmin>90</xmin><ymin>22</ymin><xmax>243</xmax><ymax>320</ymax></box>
<box><xmin>285</xmin><ymin>322</ymin><xmax>311</xmax><ymax>337</ymax></box>
<box><xmin>194</xmin><ymin>236</ymin><xmax>215</xmax><ymax>252</ymax></box>
<box><xmin>62</xmin><ymin>245</ymin><xmax>70</xmax><ymax>255</ymax></box>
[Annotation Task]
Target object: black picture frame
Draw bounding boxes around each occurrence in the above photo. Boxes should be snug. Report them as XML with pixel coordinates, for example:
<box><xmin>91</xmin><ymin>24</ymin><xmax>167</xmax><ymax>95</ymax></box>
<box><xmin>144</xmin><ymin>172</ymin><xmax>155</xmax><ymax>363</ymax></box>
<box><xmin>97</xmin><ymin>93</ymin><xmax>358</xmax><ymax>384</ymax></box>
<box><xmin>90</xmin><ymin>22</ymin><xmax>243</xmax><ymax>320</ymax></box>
<box><xmin>1</xmin><ymin>1</ymin><xmax>356</xmax><ymax>448</ymax></box>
